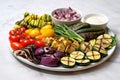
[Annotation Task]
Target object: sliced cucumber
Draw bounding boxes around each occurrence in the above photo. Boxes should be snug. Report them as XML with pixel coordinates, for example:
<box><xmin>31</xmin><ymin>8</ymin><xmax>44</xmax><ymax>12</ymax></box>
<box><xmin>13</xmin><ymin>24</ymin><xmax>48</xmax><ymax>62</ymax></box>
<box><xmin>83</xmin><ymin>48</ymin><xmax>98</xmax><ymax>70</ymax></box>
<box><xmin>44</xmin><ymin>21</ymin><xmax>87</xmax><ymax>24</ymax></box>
<box><xmin>60</xmin><ymin>57</ymin><xmax>75</xmax><ymax>68</ymax></box>
<box><xmin>80</xmin><ymin>42</ymin><xmax>92</xmax><ymax>53</ymax></box>
<box><xmin>70</xmin><ymin>51</ymin><xmax>84</xmax><ymax>60</ymax></box>
<box><xmin>86</xmin><ymin>51</ymin><xmax>101</xmax><ymax>62</ymax></box>
<box><xmin>76</xmin><ymin>59</ymin><xmax>90</xmax><ymax>66</ymax></box>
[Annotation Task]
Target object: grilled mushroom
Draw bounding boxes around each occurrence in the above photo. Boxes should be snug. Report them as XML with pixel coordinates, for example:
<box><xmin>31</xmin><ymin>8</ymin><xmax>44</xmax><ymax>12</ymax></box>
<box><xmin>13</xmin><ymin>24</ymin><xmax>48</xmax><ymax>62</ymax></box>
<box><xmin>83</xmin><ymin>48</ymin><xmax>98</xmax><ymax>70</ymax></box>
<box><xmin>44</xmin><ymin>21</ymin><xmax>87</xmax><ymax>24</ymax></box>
<box><xmin>13</xmin><ymin>45</ymin><xmax>40</xmax><ymax>64</ymax></box>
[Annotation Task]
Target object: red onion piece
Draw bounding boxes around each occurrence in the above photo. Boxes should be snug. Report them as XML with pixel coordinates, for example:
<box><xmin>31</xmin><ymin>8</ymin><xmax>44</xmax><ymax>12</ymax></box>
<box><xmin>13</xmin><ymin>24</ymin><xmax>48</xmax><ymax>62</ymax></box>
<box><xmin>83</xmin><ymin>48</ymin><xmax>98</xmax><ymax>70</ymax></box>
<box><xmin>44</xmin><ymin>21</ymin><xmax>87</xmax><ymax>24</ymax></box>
<box><xmin>53</xmin><ymin>7</ymin><xmax>81</xmax><ymax>21</ymax></box>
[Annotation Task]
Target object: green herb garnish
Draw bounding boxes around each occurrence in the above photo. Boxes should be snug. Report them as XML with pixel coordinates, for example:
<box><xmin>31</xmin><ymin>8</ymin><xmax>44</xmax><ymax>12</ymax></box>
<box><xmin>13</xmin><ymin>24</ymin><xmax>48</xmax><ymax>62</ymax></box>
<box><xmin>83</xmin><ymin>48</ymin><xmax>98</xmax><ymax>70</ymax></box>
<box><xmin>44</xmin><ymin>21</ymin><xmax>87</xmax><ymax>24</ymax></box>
<box><xmin>111</xmin><ymin>34</ymin><xmax>117</xmax><ymax>47</ymax></box>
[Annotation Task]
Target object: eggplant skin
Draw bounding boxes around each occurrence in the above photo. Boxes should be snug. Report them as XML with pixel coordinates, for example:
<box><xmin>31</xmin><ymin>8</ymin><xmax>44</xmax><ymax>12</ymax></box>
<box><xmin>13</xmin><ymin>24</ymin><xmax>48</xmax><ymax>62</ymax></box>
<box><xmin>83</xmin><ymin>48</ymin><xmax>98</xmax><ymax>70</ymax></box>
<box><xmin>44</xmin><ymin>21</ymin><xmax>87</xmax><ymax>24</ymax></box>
<box><xmin>79</xmin><ymin>31</ymin><xmax>105</xmax><ymax>41</ymax></box>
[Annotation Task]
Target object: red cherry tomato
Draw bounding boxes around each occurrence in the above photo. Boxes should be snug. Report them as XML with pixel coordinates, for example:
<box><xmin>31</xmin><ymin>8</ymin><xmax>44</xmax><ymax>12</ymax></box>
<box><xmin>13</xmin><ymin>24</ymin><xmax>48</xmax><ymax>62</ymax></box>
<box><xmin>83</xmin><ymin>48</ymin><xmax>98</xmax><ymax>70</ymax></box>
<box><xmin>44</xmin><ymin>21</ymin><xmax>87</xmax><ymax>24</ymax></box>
<box><xmin>34</xmin><ymin>40</ymin><xmax>45</xmax><ymax>47</ymax></box>
<box><xmin>28</xmin><ymin>38</ymin><xmax>35</xmax><ymax>44</ymax></box>
<box><xmin>16</xmin><ymin>30</ymin><xmax>21</xmax><ymax>35</ymax></box>
<box><xmin>20</xmin><ymin>39</ymin><xmax>31</xmax><ymax>47</ymax></box>
<box><xmin>9</xmin><ymin>35</ymin><xmax>19</xmax><ymax>42</ymax></box>
<box><xmin>20</xmin><ymin>39</ymin><xmax>26</xmax><ymax>47</ymax></box>
<box><xmin>10</xmin><ymin>42</ymin><xmax>23</xmax><ymax>50</ymax></box>
<box><xmin>20</xmin><ymin>27</ymin><xmax>26</xmax><ymax>32</ymax></box>
<box><xmin>20</xmin><ymin>39</ymin><xmax>33</xmax><ymax>47</ymax></box>
<box><xmin>9</xmin><ymin>29</ymin><xmax>16</xmax><ymax>35</ymax></box>
<box><xmin>16</xmin><ymin>35</ymin><xmax>22</xmax><ymax>39</ymax></box>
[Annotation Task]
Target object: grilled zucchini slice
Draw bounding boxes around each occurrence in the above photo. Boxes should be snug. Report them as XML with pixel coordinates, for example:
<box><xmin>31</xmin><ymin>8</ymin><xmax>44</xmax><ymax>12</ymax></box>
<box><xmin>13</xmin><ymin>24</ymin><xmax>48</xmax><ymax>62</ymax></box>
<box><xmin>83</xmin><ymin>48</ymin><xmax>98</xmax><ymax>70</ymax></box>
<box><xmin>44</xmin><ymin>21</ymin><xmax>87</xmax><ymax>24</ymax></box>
<box><xmin>94</xmin><ymin>44</ymin><xmax>107</xmax><ymax>57</ymax></box>
<box><xmin>76</xmin><ymin>59</ymin><xmax>90</xmax><ymax>66</ymax></box>
<box><xmin>97</xmin><ymin>34</ymin><xmax>112</xmax><ymax>43</ymax></box>
<box><xmin>89</xmin><ymin>39</ymin><xmax>96</xmax><ymax>47</ymax></box>
<box><xmin>95</xmin><ymin>39</ymin><xmax>110</xmax><ymax>48</ymax></box>
<box><xmin>80</xmin><ymin>42</ymin><xmax>92</xmax><ymax>53</ymax></box>
<box><xmin>86</xmin><ymin>51</ymin><xmax>101</xmax><ymax>62</ymax></box>
<box><xmin>70</xmin><ymin>51</ymin><xmax>84</xmax><ymax>60</ymax></box>
<box><xmin>60</xmin><ymin>57</ymin><xmax>75</xmax><ymax>68</ymax></box>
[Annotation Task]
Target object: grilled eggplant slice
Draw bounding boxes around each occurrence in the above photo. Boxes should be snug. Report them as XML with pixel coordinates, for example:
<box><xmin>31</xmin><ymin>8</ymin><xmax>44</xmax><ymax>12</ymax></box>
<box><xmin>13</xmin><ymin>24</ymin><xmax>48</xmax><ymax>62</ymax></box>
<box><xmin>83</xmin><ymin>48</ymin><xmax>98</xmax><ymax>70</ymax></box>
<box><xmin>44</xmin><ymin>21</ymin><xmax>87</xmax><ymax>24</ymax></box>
<box><xmin>76</xmin><ymin>59</ymin><xmax>90</xmax><ymax>66</ymax></box>
<box><xmin>70</xmin><ymin>51</ymin><xmax>84</xmax><ymax>60</ymax></box>
<box><xmin>86</xmin><ymin>51</ymin><xmax>101</xmax><ymax>62</ymax></box>
<box><xmin>60</xmin><ymin>57</ymin><xmax>75</xmax><ymax>68</ymax></box>
<box><xmin>80</xmin><ymin>42</ymin><xmax>92</xmax><ymax>53</ymax></box>
<box><xmin>79</xmin><ymin>30</ymin><xmax>105</xmax><ymax>41</ymax></box>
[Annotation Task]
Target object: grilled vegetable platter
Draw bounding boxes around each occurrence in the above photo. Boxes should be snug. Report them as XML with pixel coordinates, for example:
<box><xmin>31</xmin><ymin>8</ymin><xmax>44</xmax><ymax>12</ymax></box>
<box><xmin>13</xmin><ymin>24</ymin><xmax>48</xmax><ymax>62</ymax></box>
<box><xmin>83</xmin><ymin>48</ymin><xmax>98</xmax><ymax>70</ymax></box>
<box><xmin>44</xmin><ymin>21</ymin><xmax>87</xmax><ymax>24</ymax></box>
<box><xmin>9</xmin><ymin>8</ymin><xmax>117</xmax><ymax>72</ymax></box>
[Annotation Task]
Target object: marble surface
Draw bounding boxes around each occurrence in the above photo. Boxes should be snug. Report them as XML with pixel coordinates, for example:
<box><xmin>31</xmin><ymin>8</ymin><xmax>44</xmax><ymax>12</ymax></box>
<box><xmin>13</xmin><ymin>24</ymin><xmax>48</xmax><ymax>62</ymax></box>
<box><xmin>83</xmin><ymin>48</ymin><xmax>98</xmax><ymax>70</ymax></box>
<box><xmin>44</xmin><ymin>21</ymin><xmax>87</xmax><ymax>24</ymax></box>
<box><xmin>0</xmin><ymin>0</ymin><xmax>120</xmax><ymax>80</ymax></box>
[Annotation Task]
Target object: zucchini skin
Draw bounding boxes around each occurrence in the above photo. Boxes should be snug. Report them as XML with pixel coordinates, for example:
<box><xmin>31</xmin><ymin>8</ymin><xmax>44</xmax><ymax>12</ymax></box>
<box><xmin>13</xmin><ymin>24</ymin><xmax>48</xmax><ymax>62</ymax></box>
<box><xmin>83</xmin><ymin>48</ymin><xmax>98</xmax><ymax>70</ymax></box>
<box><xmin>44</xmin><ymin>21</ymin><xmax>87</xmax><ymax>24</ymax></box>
<box><xmin>70</xmin><ymin>23</ymin><xmax>91</xmax><ymax>31</ymax></box>
<box><xmin>61</xmin><ymin>64</ymin><xmax>75</xmax><ymax>68</ymax></box>
<box><xmin>76</xmin><ymin>62</ymin><xmax>90</xmax><ymax>66</ymax></box>
<box><xmin>76</xmin><ymin>59</ymin><xmax>91</xmax><ymax>66</ymax></box>
<box><xmin>89</xmin><ymin>58</ymin><xmax>101</xmax><ymax>62</ymax></box>
<box><xmin>70</xmin><ymin>51</ymin><xmax>85</xmax><ymax>60</ymax></box>
<box><xmin>60</xmin><ymin>57</ymin><xmax>76</xmax><ymax>68</ymax></box>
<box><xmin>76</xmin><ymin>26</ymin><xmax>105</xmax><ymax>33</ymax></box>
<box><xmin>86</xmin><ymin>51</ymin><xmax>101</xmax><ymax>62</ymax></box>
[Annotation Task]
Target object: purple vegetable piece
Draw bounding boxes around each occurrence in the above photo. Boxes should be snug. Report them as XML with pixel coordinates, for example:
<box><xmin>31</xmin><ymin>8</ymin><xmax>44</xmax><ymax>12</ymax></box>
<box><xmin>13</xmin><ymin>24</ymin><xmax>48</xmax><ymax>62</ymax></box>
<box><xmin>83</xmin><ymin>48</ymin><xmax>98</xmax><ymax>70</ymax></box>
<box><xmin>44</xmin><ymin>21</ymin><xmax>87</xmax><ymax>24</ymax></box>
<box><xmin>54</xmin><ymin>51</ymin><xmax>65</xmax><ymax>58</ymax></box>
<box><xmin>37</xmin><ymin>55</ymin><xmax>43</xmax><ymax>60</ymax></box>
<box><xmin>40</xmin><ymin>55</ymin><xmax>59</xmax><ymax>67</ymax></box>
<box><xmin>44</xmin><ymin>47</ymin><xmax>55</xmax><ymax>54</ymax></box>
<box><xmin>53</xmin><ymin>7</ymin><xmax>80</xmax><ymax>21</ymax></box>
<box><xmin>43</xmin><ymin>54</ymin><xmax>52</xmax><ymax>57</ymax></box>
<box><xmin>55</xmin><ymin>9</ymin><xmax>62</xmax><ymax>16</ymax></box>
<box><xmin>34</xmin><ymin>47</ymin><xmax>44</xmax><ymax>56</ymax></box>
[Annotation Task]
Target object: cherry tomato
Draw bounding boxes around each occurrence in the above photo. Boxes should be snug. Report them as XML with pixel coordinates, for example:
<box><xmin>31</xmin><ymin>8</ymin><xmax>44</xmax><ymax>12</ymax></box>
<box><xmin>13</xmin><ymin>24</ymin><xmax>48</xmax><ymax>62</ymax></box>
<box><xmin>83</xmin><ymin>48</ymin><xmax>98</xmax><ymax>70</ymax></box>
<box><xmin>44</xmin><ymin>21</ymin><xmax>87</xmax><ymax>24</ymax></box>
<box><xmin>9</xmin><ymin>35</ymin><xmax>19</xmax><ymax>42</ymax></box>
<box><xmin>20</xmin><ymin>27</ymin><xmax>26</xmax><ymax>32</ymax></box>
<box><xmin>20</xmin><ymin>39</ymin><xmax>31</xmax><ymax>47</ymax></box>
<box><xmin>34</xmin><ymin>40</ymin><xmax>45</xmax><ymax>47</ymax></box>
<box><xmin>16</xmin><ymin>35</ymin><xmax>22</xmax><ymax>39</ymax></box>
<box><xmin>10</xmin><ymin>42</ymin><xmax>23</xmax><ymax>50</ymax></box>
<box><xmin>16</xmin><ymin>30</ymin><xmax>21</xmax><ymax>35</ymax></box>
<box><xmin>28</xmin><ymin>38</ymin><xmax>35</xmax><ymax>44</ymax></box>
<box><xmin>9</xmin><ymin>29</ymin><xmax>16</xmax><ymax>35</ymax></box>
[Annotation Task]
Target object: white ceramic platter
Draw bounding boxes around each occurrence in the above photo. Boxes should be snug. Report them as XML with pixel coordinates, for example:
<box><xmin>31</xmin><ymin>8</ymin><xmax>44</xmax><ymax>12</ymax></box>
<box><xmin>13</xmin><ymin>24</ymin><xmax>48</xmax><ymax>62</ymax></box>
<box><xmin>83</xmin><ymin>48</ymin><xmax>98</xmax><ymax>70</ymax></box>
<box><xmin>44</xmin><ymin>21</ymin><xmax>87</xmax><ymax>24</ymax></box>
<box><xmin>12</xmin><ymin>29</ymin><xmax>116</xmax><ymax>72</ymax></box>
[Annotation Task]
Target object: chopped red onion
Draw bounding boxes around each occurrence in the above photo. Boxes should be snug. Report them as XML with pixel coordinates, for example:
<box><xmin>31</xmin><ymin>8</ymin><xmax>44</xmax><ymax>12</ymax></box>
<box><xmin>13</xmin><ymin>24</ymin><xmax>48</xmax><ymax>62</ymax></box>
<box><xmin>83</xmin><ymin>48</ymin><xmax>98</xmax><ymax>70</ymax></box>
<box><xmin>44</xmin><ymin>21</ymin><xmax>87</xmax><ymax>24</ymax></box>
<box><xmin>53</xmin><ymin>7</ymin><xmax>81</xmax><ymax>21</ymax></box>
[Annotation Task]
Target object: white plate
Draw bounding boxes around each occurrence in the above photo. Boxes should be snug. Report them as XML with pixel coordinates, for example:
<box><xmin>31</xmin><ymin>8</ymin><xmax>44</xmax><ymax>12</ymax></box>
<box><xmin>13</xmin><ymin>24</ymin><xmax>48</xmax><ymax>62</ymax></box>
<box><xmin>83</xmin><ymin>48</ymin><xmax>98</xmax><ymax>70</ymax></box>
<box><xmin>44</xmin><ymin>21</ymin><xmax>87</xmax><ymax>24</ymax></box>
<box><xmin>12</xmin><ymin>29</ymin><xmax>116</xmax><ymax>72</ymax></box>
